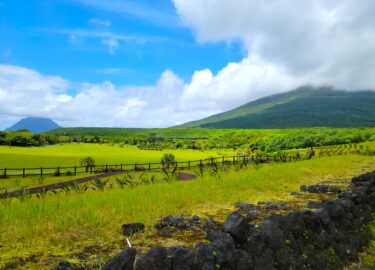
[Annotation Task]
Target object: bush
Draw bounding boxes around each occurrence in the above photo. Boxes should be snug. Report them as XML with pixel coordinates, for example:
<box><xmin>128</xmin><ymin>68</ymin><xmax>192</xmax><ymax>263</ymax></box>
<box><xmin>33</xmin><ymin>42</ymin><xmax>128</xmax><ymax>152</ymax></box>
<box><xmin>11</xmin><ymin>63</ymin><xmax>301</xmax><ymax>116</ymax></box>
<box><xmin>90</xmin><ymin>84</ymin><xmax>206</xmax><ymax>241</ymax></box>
<box><xmin>161</xmin><ymin>153</ymin><xmax>176</xmax><ymax>168</ymax></box>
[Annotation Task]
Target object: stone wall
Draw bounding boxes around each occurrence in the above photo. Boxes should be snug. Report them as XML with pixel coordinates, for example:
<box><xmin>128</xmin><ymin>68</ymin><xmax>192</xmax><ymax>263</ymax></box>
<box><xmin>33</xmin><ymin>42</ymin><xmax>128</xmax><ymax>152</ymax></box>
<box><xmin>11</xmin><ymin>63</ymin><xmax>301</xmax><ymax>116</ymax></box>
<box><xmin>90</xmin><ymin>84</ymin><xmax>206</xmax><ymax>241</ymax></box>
<box><xmin>57</xmin><ymin>170</ymin><xmax>375</xmax><ymax>270</ymax></box>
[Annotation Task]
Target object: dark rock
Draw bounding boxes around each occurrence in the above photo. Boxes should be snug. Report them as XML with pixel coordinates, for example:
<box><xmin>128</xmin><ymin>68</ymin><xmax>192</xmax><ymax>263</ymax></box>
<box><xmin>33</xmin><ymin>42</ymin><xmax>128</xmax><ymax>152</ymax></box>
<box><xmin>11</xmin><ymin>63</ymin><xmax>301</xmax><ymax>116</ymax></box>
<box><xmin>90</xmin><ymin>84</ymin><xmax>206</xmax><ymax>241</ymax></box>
<box><xmin>254</xmin><ymin>248</ymin><xmax>274</xmax><ymax>270</ymax></box>
<box><xmin>302</xmin><ymin>210</ymin><xmax>323</xmax><ymax>233</ymax></box>
<box><xmin>167</xmin><ymin>246</ymin><xmax>199</xmax><ymax>270</ymax></box>
<box><xmin>274</xmin><ymin>247</ymin><xmax>292</xmax><ymax>266</ymax></box>
<box><xmin>315</xmin><ymin>208</ymin><xmax>331</xmax><ymax>228</ymax></box>
<box><xmin>247</xmin><ymin>228</ymin><xmax>266</xmax><ymax>255</ymax></box>
<box><xmin>265</xmin><ymin>202</ymin><xmax>291</xmax><ymax>210</ymax></box>
<box><xmin>135</xmin><ymin>247</ymin><xmax>170</xmax><ymax>270</ymax></box>
<box><xmin>301</xmin><ymin>184</ymin><xmax>341</xmax><ymax>194</ymax></box>
<box><xmin>188</xmin><ymin>215</ymin><xmax>201</xmax><ymax>225</ymax></box>
<box><xmin>246</xmin><ymin>210</ymin><xmax>259</xmax><ymax>221</ymax></box>
<box><xmin>307</xmin><ymin>201</ymin><xmax>321</xmax><ymax>209</ymax></box>
<box><xmin>154</xmin><ymin>215</ymin><xmax>202</xmax><ymax>232</ymax></box>
<box><xmin>211</xmin><ymin>231</ymin><xmax>236</xmax><ymax>269</ymax></box>
<box><xmin>196</xmin><ymin>243</ymin><xmax>215</xmax><ymax>270</ymax></box>
<box><xmin>54</xmin><ymin>261</ymin><xmax>76</xmax><ymax>270</ymax></box>
<box><xmin>304</xmin><ymin>249</ymin><xmax>328</xmax><ymax>269</ymax></box>
<box><xmin>102</xmin><ymin>248</ymin><xmax>136</xmax><ymax>270</ymax></box>
<box><xmin>262</xmin><ymin>220</ymin><xmax>284</xmax><ymax>250</ymax></box>
<box><xmin>223</xmin><ymin>212</ymin><xmax>248</xmax><ymax>243</ymax></box>
<box><xmin>122</xmin><ymin>223</ymin><xmax>145</xmax><ymax>236</ymax></box>
<box><xmin>234</xmin><ymin>202</ymin><xmax>257</xmax><ymax>212</ymax></box>
<box><xmin>321</xmin><ymin>200</ymin><xmax>345</xmax><ymax>219</ymax></box>
<box><xmin>203</xmin><ymin>219</ymin><xmax>222</xmax><ymax>238</ymax></box>
<box><xmin>234</xmin><ymin>249</ymin><xmax>253</xmax><ymax>270</ymax></box>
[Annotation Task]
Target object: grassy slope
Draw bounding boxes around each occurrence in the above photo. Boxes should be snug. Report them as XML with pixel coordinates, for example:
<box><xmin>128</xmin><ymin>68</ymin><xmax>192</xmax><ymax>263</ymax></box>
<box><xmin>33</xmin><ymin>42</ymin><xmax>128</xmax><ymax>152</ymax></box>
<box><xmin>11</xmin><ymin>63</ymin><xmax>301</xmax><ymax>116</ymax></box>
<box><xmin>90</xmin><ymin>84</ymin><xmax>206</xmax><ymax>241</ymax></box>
<box><xmin>0</xmin><ymin>155</ymin><xmax>374</xmax><ymax>268</ymax></box>
<box><xmin>0</xmin><ymin>144</ymin><xmax>233</xmax><ymax>168</ymax></box>
<box><xmin>178</xmin><ymin>87</ymin><xmax>375</xmax><ymax>128</ymax></box>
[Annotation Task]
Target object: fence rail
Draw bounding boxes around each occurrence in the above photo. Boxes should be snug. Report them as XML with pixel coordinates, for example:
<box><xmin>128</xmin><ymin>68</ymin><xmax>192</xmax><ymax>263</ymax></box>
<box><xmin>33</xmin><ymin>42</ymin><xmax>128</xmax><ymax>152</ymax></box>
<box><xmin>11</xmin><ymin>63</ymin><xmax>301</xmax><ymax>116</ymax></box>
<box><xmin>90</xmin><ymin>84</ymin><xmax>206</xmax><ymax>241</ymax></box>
<box><xmin>0</xmin><ymin>155</ymin><xmax>303</xmax><ymax>179</ymax></box>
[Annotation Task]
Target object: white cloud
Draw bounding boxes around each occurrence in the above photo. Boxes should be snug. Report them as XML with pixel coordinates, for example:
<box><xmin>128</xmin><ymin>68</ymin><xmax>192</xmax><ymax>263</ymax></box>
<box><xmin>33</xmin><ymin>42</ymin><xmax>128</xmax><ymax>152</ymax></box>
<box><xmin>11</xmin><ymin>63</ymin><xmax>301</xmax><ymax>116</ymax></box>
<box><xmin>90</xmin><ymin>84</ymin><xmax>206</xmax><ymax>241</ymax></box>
<box><xmin>180</xmin><ymin>56</ymin><xmax>312</xmax><ymax>112</ymax></box>
<box><xmin>0</xmin><ymin>65</ymin><xmax>188</xmax><ymax>129</ymax></box>
<box><xmin>88</xmin><ymin>18</ymin><xmax>111</xmax><ymax>27</ymax></box>
<box><xmin>173</xmin><ymin>0</ymin><xmax>375</xmax><ymax>91</ymax></box>
<box><xmin>0</xmin><ymin>61</ymin><xmax>313</xmax><ymax>130</ymax></box>
<box><xmin>102</xmin><ymin>38</ymin><xmax>119</xmax><ymax>54</ymax></box>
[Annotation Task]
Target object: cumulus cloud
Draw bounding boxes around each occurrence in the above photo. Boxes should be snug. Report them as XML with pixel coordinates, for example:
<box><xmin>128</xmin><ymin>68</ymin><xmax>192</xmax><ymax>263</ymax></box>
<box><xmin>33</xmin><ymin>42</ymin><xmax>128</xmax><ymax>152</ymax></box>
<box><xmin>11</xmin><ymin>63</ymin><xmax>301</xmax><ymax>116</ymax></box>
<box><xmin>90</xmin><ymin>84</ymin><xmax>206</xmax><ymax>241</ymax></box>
<box><xmin>0</xmin><ymin>65</ymin><xmax>189</xmax><ymax>129</ymax></box>
<box><xmin>173</xmin><ymin>0</ymin><xmax>375</xmax><ymax>90</ymax></box>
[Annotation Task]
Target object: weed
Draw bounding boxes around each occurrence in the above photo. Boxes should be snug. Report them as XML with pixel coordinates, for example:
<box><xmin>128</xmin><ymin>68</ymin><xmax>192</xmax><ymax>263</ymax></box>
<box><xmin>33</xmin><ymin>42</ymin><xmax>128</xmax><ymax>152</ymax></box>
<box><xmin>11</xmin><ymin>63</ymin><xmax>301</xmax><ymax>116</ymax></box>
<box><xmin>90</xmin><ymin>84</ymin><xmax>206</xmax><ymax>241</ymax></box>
<box><xmin>36</xmin><ymin>188</ymin><xmax>48</xmax><ymax>200</ymax></box>
<box><xmin>70</xmin><ymin>183</ymin><xmax>89</xmax><ymax>194</ymax></box>
<box><xmin>15</xmin><ymin>187</ymin><xmax>31</xmax><ymax>203</ymax></box>
<box><xmin>114</xmin><ymin>176</ymin><xmax>128</xmax><ymax>189</ymax></box>
<box><xmin>92</xmin><ymin>178</ymin><xmax>109</xmax><ymax>192</ymax></box>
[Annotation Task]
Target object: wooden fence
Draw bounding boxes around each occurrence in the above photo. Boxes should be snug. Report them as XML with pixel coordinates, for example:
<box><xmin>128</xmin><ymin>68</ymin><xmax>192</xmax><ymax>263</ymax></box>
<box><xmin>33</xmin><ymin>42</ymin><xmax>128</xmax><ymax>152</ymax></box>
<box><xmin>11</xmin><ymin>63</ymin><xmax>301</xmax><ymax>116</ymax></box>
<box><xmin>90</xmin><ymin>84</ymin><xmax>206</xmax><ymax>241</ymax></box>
<box><xmin>0</xmin><ymin>155</ymin><xmax>302</xmax><ymax>179</ymax></box>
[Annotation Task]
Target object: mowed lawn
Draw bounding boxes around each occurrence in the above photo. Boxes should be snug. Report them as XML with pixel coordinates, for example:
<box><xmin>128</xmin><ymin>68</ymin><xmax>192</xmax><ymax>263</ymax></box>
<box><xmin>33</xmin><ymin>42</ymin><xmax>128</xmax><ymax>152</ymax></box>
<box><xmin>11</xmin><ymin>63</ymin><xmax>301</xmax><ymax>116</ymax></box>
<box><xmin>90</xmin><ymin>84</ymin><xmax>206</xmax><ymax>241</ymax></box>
<box><xmin>0</xmin><ymin>144</ymin><xmax>232</xmax><ymax>168</ymax></box>
<box><xmin>0</xmin><ymin>155</ymin><xmax>374</xmax><ymax>269</ymax></box>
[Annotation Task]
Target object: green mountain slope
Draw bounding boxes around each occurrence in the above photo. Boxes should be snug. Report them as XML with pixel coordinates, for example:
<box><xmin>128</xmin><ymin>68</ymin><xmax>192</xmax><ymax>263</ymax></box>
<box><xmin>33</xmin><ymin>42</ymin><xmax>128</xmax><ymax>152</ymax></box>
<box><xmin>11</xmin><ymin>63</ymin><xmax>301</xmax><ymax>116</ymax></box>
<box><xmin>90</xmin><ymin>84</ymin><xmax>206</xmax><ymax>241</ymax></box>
<box><xmin>178</xmin><ymin>86</ymin><xmax>375</xmax><ymax>128</ymax></box>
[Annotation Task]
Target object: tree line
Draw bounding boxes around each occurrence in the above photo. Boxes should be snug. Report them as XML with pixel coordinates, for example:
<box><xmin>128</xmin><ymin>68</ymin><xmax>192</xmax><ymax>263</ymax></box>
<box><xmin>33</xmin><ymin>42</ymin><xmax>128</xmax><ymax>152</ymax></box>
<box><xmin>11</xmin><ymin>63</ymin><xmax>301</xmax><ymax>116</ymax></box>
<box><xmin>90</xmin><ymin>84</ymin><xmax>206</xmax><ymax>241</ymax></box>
<box><xmin>1</xmin><ymin>128</ymin><xmax>374</xmax><ymax>153</ymax></box>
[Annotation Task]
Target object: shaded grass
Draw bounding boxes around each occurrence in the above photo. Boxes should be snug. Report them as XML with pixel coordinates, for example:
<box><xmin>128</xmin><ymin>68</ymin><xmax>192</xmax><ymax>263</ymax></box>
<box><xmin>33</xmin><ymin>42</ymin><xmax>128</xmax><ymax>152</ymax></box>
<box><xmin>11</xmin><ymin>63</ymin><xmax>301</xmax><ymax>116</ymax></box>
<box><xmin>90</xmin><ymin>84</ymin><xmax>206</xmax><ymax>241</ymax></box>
<box><xmin>0</xmin><ymin>174</ymin><xmax>92</xmax><ymax>191</ymax></box>
<box><xmin>0</xmin><ymin>155</ymin><xmax>375</xmax><ymax>269</ymax></box>
<box><xmin>0</xmin><ymin>171</ymin><xmax>167</xmax><ymax>191</ymax></box>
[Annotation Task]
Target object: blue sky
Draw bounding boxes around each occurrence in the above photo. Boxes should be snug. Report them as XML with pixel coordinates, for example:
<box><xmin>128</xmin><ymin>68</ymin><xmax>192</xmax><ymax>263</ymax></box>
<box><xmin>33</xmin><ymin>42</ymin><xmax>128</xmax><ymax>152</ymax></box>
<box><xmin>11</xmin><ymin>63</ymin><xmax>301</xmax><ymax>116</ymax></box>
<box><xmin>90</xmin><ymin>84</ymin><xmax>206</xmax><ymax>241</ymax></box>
<box><xmin>0</xmin><ymin>0</ymin><xmax>243</xmax><ymax>86</ymax></box>
<box><xmin>1</xmin><ymin>0</ymin><xmax>375</xmax><ymax>129</ymax></box>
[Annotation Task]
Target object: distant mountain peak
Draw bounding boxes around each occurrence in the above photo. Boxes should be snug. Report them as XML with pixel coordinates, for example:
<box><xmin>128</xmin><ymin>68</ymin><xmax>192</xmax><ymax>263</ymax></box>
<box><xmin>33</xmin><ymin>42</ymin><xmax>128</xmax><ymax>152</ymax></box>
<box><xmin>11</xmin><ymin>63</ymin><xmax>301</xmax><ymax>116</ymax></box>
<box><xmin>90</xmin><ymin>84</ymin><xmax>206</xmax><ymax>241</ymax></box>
<box><xmin>6</xmin><ymin>117</ymin><xmax>61</xmax><ymax>133</ymax></box>
<box><xmin>177</xmin><ymin>87</ymin><xmax>375</xmax><ymax>128</ymax></box>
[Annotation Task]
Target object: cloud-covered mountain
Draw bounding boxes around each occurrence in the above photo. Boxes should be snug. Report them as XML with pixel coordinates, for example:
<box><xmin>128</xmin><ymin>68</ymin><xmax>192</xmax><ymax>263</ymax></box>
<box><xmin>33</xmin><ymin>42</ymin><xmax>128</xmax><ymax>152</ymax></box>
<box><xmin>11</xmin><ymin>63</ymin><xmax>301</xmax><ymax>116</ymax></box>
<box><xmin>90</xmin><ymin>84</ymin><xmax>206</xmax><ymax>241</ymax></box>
<box><xmin>6</xmin><ymin>117</ymin><xmax>61</xmax><ymax>133</ymax></box>
<box><xmin>178</xmin><ymin>87</ymin><xmax>375</xmax><ymax>128</ymax></box>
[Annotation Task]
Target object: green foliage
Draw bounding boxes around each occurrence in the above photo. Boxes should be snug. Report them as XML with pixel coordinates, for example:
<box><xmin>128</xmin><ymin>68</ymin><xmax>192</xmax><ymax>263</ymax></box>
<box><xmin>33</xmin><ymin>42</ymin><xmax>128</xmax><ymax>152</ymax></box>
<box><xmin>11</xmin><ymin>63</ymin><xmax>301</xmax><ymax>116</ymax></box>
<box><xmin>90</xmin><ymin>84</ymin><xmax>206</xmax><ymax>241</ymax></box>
<box><xmin>0</xmin><ymin>130</ymin><xmax>59</xmax><ymax>147</ymax></box>
<box><xmin>79</xmin><ymin>156</ymin><xmax>95</xmax><ymax>172</ymax></box>
<box><xmin>161</xmin><ymin>153</ymin><xmax>176</xmax><ymax>168</ymax></box>
<box><xmin>92</xmin><ymin>178</ymin><xmax>109</xmax><ymax>192</ymax></box>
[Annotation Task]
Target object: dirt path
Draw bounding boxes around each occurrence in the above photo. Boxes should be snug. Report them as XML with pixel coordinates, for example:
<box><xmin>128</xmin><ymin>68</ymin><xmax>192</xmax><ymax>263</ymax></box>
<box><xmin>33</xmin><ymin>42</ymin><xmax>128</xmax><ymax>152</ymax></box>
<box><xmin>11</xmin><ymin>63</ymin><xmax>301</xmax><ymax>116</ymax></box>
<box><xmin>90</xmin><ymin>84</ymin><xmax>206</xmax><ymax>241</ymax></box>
<box><xmin>0</xmin><ymin>171</ymin><xmax>196</xmax><ymax>198</ymax></box>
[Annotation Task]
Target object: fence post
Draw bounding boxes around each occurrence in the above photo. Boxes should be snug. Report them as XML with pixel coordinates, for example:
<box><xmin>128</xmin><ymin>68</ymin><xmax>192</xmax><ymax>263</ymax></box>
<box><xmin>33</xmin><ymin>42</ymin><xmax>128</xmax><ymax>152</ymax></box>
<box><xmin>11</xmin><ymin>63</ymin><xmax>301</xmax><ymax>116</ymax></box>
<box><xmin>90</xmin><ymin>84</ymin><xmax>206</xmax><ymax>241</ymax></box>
<box><xmin>74</xmin><ymin>166</ymin><xmax>77</xmax><ymax>175</ymax></box>
<box><xmin>57</xmin><ymin>166</ymin><xmax>60</xmax><ymax>176</ymax></box>
<box><xmin>40</xmin><ymin>167</ymin><xmax>43</xmax><ymax>176</ymax></box>
<box><xmin>23</xmin><ymin>168</ymin><xmax>25</xmax><ymax>178</ymax></box>
<box><xmin>134</xmin><ymin>163</ymin><xmax>137</xmax><ymax>171</ymax></box>
<box><xmin>90</xmin><ymin>165</ymin><xmax>93</xmax><ymax>174</ymax></box>
<box><xmin>105</xmin><ymin>164</ymin><xmax>108</xmax><ymax>173</ymax></box>
<box><xmin>4</xmin><ymin>168</ymin><xmax>6</xmax><ymax>178</ymax></box>
<box><xmin>222</xmin><ymin>156</ymin><xmax>225</xmax><ymax>164</ymax></box>
<box><xmin>120</xmin><ymin>164</ymin><xmax>123</xmax><ymax>171</ymax></box>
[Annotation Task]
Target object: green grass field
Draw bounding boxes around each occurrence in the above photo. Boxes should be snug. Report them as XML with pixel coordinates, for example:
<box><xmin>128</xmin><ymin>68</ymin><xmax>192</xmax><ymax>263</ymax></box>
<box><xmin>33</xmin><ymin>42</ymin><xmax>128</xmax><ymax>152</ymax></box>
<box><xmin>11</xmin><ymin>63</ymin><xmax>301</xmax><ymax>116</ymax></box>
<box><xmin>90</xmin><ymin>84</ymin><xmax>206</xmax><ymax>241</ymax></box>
<box><xmin>1</xmin><ymin>155</ymin><xmax>374</xmax><ymax>269</ymax></box>
<box><xmin>0</xmin><ymin>143</ymin><xmax>233</xmax><ymax>169</ymax></box>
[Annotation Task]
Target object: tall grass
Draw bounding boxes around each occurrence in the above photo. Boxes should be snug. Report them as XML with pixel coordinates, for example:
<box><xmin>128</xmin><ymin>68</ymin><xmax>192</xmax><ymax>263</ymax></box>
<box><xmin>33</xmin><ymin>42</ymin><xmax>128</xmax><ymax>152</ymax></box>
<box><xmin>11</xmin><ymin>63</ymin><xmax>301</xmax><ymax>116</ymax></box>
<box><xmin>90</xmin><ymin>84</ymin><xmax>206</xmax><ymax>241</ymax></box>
<box><xmin>0</xmin><ymin>155</ymin><xmax>374</xmax><ymax>268</ymax></box>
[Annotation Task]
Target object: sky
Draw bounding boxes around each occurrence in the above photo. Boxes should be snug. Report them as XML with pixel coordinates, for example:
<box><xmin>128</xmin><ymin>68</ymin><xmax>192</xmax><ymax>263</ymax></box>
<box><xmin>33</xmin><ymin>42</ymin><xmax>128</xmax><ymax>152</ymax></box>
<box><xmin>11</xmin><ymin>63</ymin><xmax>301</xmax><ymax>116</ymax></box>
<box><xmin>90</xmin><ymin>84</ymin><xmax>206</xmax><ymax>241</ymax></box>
<box><xmin>1</xmin><ymin>0</ymin><xmax>375</xmax><ymax>129</ymax></box>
